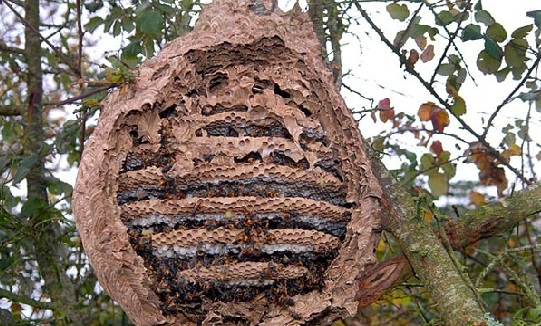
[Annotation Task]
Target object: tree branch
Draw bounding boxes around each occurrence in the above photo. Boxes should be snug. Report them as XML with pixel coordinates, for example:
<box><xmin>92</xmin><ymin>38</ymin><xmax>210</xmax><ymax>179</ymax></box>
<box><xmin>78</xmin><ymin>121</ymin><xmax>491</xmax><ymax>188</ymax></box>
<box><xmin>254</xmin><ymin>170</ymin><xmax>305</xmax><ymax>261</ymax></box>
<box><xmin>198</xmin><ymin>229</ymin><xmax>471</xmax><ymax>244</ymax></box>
<box><xmin>0</xmin><ymin>40</ymin><xmax>24</xmax><ymax>55</ymax></box>
<box><xmin>0</xmin><ymin>287</ymin><xmax>59</xmax><ymax>311</ymax></box>
<box><xmin>368</xmin><ymin>152</ymin><xmax>486</xmax><ymax>325</ymax></box>
<box><xmin>3</xmin><ymin>0</ymin><xmax>80</xmax><ymax>76</ymax></box>
<box><xmin>0</xmin><ymin>105</ymin><xmax>23</xmax><ymax>116</ymax></box>
<box><xmin>358</xmin><ymin>178</ymin><xmax>541</xmax><ymax>309</ymax></box>
<box><xmin>354</xmin><ymin>2</ymin><xmax>531</xmax><ymax>186</ymax></box>
<box><xmin>482</xmin><ymin>52</ymin><xmax>541</xmax><ymax>138</ymax></box>
<box><xmin>43</xmin><ymin>83</ymin><xmax>118</xmax><ymax>106</ymax></box>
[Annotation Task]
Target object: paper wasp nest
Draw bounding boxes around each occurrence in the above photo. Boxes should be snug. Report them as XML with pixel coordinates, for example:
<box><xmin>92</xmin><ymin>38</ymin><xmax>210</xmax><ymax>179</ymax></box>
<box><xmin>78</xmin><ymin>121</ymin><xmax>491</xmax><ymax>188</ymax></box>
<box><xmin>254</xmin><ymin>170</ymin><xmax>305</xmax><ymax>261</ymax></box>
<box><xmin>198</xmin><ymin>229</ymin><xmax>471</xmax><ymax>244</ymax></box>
<box><xmin>74</xmin><ymin>1</ymin><xmax>381</xmax><ymax>325</ymax></box>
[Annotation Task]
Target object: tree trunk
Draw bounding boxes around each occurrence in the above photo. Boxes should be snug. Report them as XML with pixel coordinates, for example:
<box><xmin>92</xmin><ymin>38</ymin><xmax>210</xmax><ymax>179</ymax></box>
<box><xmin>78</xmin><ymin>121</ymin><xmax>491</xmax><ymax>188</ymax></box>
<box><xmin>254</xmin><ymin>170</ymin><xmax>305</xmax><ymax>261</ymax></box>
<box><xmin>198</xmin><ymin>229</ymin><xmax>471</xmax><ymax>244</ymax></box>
<box><xmin>23</xmin><ymin>1</ymin><xmax>79</xmax><ymax>324</ymax></box>
<box><xmin>372</xmin><ymin>157</ymin><xmax>486</xmax><ymax>325</ymax></box>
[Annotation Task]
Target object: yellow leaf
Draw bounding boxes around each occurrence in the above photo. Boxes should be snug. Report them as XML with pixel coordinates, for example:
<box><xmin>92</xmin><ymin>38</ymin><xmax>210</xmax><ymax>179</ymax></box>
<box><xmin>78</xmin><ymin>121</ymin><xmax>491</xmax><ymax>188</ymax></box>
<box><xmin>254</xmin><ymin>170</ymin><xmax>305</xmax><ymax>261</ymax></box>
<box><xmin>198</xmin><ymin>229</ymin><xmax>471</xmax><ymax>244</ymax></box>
<box><xmin>423</xmin><ymin>210</ymin><xmax>434</xmax><ymax>223</ymax></box>
<box><xmin>508</xmin><ymin>143</ymin><xmax>521</xmax><ymax>155</ymax></box>
<box><xmin>377</xmin><ymin>238</ymin><xmax>386</xmax><ymax>252</ymax></box>
<box><xmin>418</xmin><ymin>102</ymin><xmax>436</xmax><ymax>121</ymax></box>
<box><xmin>469</xmin><ymin>191</ymin><xmax>486</xmax><ymax>206</ymax></box>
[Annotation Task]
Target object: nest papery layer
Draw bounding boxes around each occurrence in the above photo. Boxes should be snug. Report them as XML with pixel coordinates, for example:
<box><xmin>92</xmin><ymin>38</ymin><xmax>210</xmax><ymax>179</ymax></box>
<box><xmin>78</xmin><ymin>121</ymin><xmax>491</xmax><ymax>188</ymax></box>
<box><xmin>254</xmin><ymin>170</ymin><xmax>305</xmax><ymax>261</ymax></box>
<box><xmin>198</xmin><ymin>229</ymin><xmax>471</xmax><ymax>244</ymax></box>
<box><xmin>74</xmin><ymin>1</ymin><xmax>381</xmax><ymax>325</ymax></box>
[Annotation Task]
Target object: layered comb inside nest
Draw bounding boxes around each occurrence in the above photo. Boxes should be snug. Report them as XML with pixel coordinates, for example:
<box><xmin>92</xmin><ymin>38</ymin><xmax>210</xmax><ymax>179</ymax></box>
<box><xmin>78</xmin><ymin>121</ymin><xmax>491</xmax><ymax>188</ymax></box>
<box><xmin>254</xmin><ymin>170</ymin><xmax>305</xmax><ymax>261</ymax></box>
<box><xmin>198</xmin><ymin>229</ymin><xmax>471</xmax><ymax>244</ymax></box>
<box><xmin>116</xmin><ymin>39</ymin><xmax>352</xmax><ymax>319</ymax></box>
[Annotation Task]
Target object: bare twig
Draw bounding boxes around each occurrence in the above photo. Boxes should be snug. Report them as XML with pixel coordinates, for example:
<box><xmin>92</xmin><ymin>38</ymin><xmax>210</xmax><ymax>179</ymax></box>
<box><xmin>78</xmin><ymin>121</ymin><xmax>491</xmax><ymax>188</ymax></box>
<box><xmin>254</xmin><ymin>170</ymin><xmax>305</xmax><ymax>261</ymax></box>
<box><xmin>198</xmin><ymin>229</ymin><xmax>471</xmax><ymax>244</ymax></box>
<box><xmin>2</xmin><ymin>0</ymin><xmax>80</xmax><ymax>75</ymax></box>
<box><xmin>0</xmin><ymin>287</ymin><xmax>59</xmax><ymax>311</ymax></box>
<box><xmin>43</xmin><ymin>83</ymin><xmax>118</xmax><ymax>106</ymax></box>
<box><xmin>355</xmin><ymin>2</ymin><xmax>531</xmax><ymax>185</ymax></box>
<box><xmin>482</xmin><ymin>53</ymin><xmax>541</xmax><ymax>138</ymax></box>
<box><xmin>0</xmin><ymin>40</ymin><xmax>24</xmax><ymax>55</ymax></box>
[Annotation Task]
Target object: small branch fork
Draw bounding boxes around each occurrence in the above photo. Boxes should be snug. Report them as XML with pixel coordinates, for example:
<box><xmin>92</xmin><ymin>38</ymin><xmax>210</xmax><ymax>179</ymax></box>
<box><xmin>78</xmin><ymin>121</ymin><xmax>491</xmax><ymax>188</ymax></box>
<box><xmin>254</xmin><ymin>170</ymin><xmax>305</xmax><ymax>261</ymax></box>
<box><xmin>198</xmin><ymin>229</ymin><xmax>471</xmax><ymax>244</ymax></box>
<box><xmin>2</xmin><ymin>0</ymin><xmax>80</xmax><ymax>75</ymax></box>
<box><xmin>354</xmin><ymin>2</ymin><xmax>532</xmax><ymax>185</ymax></box>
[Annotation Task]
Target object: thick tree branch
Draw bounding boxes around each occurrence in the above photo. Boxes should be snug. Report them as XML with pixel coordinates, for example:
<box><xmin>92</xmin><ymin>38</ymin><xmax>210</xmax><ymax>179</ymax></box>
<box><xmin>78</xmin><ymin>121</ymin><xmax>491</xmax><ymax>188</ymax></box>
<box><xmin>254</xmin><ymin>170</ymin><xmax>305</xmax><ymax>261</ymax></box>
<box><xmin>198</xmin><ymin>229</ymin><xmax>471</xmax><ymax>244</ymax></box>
<box><xmin>369</xmin><ymin>154</ymin><xmax>486</xmax><ymax>325</ymax></box>
<box><xmin>359</xmin><ymin>174</ymin><xmax>541</xmax><ymax>309</ymax></box>
<box><xmin>446</xmin><ymin>185</ymin><xmax>541</xmax><ymax>249</ymax></box>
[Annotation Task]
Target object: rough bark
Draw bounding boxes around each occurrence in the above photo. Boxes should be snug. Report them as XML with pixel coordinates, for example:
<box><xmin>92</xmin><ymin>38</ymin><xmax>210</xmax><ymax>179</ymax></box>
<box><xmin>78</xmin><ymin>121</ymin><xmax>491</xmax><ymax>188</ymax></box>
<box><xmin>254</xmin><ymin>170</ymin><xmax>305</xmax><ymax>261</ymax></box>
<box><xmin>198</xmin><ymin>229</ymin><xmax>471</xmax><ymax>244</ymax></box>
<box><xmin>307</xmin><ymin>0</ymin><xmax>343</xmax><ymax>86</ymax></box>
<box><xmin>23</xmin><ymin>1</ymin><xmax>79</xmax><ymax>324</ymax></box>
<box><xmin>445</xmin><ymin>185</ymin><xmax>541</xmax><ymax>249</ymax></box>
<box><xmin>357</xmin><ymin>181</ymin><xmax>541</xmax><ymax>310</ymax></box>
<box><xmin>371</xmin><ymin>157</ymin><xmax>486</xmax><ymax>325</ymax></box>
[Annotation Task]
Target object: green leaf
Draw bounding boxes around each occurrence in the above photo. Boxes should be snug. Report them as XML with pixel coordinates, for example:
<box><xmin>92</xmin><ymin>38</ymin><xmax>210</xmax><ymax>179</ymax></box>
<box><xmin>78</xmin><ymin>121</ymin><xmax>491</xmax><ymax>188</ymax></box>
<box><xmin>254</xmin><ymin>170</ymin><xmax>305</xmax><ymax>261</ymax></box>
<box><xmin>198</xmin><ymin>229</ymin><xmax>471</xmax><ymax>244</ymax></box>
<box><xmin>122</xmin><ymin>41</ymin><xmax>143</xmax><ymax>60</ymax></box>
<box><xmin>441</xmin><ymin>162</ymin><xmax>456</xmax><ymax>179</ymax></box>
<box><xmin>448</xmin><ymin>54</ymin><xmax>461</xmax><ymax>65</ymax></box>
<box><xmin>503</xmin><ymin>132</ymin><xmax>516</xmax><ymax>147</ymax></box>
<box><xmin>136</xmin><ymin>10</ymin><xmax>163</xmax><ymax>36</ymax></box>
<box><xmin>436</xmin><ymin>10</ymin><xmax>455</xmax><ymax>26</ymax></box>
<box><xmin>535</xmin><ymin>11</ymin><xmax>541</xmax><ymax>28</ymax></box>
<box><xmin>112</xmin><ymin>20</ymin><xmax>122</xmax><ymax>37</ymax></box>
<box><xmin>475</xmin><ymin>10</ymin><xmax>495</xmax><ymax>26</ymax></box>
<box><xmin>451</xmin><ymin>96</ymin><xmax>466</xmax><ymax>116</ymax></box>
<box><xmin>20</xmin><ymin>197</ymin><xmax>48</xmax><ymax>218</ymax></box>
<box><xmin>484</xmin><ymin>39</ymin><xmax>503</xmax><ymax>60</ymax></box>
<box><xmin>511</xmin><ymin>24</ymin><xmax>533</xmax><ymax>38</ymax></box>
<box><xmin>153</xmin><ymin>2</ymin><xmax>174</xmax><ymax>14</ymax></box>
<box><xmin>47</xmin><ymin>177</ymin><xmax>73</xmax><ymax>197</ymax></box>
<box><xmin>85</xmin><ymin>16</ymin><xmax>104</xmax><ymax>33</ymax></box>
<box><xmin>486</xmin><ymin>23</ymin><xmax>507</xmax><ymax>43</ymax></box>
<box><xmin>420</xmin><ymin>153</ymin><xmax>436</xmax><ymax>174</ymax></box>
<box><xmin>428</xmin><ymin>173</ymin><xmax>449</xmax><ymax>197</ymax></box>
<box><xmin>494</xmin><ymin>67</ymin><xmax>511</xmax><ymax>82</ymax></box>
<box><xmin>12</xmin><ymin>156</ymin><xmax>39</xmax><ymax>185</ymax></box>
<box><xmin>437</xmin><ymin>63</ymin><xmax>456</xmax><ymax>76</ymax></box>
<box><xmin>474</xmin><ymin>1</ymin><xmax>483</xmax><ymax>10</ymax></box>
<box><xmin>477</xmin><ymin>50</ymin><xmax>502</xmax><ymax>74</ymax></box>
<box><xmin>55</xmin><ymin>120</ymin><xmax>79</xmax><ymax>155</ymax></box>
<box><xmin>505</xmin><ymin>38</ymin><xmax>528</xmax><ymax>67</ymax></box>
<box><xmin>462</xmin><ymin>24</ymin><xmax>483</xmax><ymax>41</ymax></box>
<box><xmin>457</xmin><ymin>67</ymin><xmax>467</xmax><ymax>84</ymax></box>
<box><xmin>0</xmin><ymin>157</ymin><xmax>10</xmax><ymax>172</ymax></box>
<box><xmin>84</xmin><ymin>1</ymin><xmax>104</xmax><ymax>13</ymax></box>
<box><xmin>122</xmin><ymin>18</ymin><xmax>135</xmax><ymax>33</ymax></box>
<box><xmin>386</xmin><ymin>3</ymin><xmax>410</xmax><ymax>21</ymax></box>
<box><xmin>0</xmin><ymin>257</ymin><xmax>13</xmax><ymax>271</ymax></box>
<box><xmin>511</xmin><ymin>63</ymin><xmax>527</xmax><ymax>80</ymax></box>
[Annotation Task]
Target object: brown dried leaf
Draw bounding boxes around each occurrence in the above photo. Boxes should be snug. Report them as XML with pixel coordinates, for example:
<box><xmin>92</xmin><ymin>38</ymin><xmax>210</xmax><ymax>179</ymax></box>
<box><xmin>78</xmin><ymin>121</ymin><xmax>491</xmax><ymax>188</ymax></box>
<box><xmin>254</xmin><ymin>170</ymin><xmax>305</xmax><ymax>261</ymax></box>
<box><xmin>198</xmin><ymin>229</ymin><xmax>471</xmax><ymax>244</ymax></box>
<box><xmin>409</xmin><ymin>49</ymin><xmax>420</xmax><ymax>66</ymax></box>
<box><xmin>421</xmin><ymin>45</ymin><xmax>435</xmax><ymax>62</ymax></box>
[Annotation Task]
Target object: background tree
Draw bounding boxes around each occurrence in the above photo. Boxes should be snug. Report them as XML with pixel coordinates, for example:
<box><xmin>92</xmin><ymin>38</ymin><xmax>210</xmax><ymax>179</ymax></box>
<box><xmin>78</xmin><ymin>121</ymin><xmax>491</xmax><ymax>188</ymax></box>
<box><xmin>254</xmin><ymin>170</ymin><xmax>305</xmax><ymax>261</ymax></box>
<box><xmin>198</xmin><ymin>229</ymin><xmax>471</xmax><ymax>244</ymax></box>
<box><xmin>0</xmin><ymin>0</ymin><xmax>540</xmax><ymax>325</ymax></box>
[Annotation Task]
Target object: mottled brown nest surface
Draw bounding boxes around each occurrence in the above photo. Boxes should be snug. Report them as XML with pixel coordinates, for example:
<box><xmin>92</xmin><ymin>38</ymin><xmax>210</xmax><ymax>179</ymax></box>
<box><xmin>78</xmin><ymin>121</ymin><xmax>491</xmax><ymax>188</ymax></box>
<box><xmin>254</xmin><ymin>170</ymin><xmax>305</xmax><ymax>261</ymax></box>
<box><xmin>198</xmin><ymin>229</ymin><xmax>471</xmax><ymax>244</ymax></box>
<box><xmin>73</xmin><ymin>1</ymin><xmax>381</xmax><ymax>325</ymax></box>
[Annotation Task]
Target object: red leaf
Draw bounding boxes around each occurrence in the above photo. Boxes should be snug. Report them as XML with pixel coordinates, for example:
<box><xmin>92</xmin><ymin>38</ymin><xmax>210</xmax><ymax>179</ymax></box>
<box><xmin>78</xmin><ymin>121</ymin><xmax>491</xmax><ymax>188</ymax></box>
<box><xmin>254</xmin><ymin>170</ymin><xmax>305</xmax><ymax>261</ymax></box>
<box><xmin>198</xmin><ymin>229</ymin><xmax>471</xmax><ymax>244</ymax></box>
<box><xmin>430</xmin><ymin>141</ymin><xmax>443</xmax><ymax>156</ymax></box>
<box><xmin>378</xmin><ymin>98</ymin><xmax>391</xmax><ymax>109</ymax></box>
<box><xmin>378</xmin><ymin>98</ymin><xmax>394</xmax><ymax>123</ymax></box>
<box><xmin>430</xmin><ymin>107</ymin><xmax>450</xmax><ymax>133</ymax></box>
